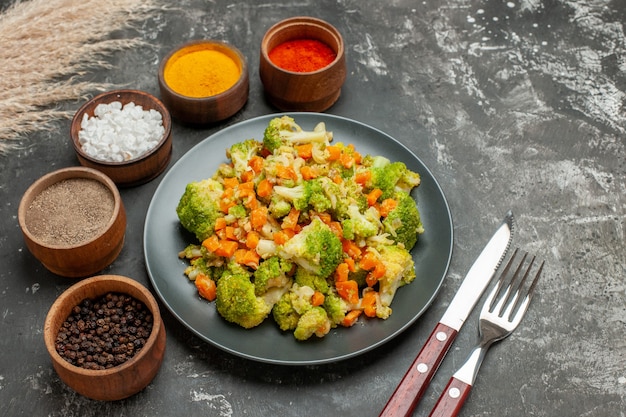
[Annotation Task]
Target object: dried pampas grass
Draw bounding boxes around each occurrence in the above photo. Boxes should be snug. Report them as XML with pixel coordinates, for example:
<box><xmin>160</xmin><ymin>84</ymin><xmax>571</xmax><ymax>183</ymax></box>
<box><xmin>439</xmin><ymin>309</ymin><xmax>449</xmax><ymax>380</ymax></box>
<box><xmin>0</xmin><ymin>0</ymin><xmax>160</xmax><ymax>154</ymax></box>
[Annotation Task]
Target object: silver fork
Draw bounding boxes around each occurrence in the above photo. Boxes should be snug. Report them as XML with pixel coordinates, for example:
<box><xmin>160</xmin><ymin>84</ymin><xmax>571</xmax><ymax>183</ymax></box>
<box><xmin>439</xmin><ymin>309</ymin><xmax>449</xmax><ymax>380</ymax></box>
<box><xmin>428</xmin><ymin>248</ymin><xmax>544</xmax><ymax>417</ymax></box>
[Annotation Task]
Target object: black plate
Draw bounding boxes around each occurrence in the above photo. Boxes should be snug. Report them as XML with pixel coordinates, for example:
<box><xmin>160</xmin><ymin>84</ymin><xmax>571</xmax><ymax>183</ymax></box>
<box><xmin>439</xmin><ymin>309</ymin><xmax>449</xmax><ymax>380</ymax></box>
<box><xmin>144</xmin><ymin>113</ymin><xmax>453</xmax><ymax>365</ymax></box>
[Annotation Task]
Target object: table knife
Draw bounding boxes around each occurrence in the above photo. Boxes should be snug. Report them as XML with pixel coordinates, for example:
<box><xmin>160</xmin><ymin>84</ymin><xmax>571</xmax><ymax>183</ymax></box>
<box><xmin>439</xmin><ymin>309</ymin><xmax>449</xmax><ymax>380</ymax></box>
<box><xmin>378</xmin><ymin>211</ymin><xmax>514</xmax><ymax>417</ymax></box>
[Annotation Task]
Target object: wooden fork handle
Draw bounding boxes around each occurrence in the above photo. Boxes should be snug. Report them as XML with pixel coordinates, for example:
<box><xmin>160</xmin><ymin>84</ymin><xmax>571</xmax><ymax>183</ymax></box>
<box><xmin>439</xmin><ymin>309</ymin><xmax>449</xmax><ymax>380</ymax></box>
<box><xmin>379</xmin><ymin>323</ymin><xmax>458</xmax><ymax>417</ymax></box>
<box><xmin>428</xmin><ymin>377</ymin><xmax>472</xmax><ymax>417</ymax></box>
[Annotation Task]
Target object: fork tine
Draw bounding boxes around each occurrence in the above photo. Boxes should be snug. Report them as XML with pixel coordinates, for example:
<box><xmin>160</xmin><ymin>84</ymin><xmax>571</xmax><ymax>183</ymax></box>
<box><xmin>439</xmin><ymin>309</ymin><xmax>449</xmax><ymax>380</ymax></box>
<box><xmin>487</xmin><ymin>248</ymin><xmax>519</xmax><ymax>312</ymax></box>
<box><xmin>508</xmin><ymin>258</ymin><xmax>544</xmax><ymax>324</ymax></box>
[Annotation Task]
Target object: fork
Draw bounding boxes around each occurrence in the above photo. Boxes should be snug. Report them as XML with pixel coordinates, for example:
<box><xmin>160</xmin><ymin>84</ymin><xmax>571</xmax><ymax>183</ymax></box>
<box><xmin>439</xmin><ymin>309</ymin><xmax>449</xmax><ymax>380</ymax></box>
<box><xmin>428</xmin><ymin>248</ymin><xmax>544</xmax><ymax>417</ymax></box>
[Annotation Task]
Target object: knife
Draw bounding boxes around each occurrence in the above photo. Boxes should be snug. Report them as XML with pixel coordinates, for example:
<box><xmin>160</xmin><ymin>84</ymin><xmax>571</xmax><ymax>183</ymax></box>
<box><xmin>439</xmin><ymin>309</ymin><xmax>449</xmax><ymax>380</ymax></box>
<box><xmin>378</xmin><ymin>211</ymin><xmax>514</xmax><ymax>417</ymax></box>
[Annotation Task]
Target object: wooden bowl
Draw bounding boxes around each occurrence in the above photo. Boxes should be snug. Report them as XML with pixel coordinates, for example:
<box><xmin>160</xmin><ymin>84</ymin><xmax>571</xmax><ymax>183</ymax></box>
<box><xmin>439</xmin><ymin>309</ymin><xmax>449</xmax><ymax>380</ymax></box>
<box><xmin>18</xmin><ymin>167</ymin><xmax>126</xmax><ymax>278</ymax></box>
<box><xmin>70</xmin><ymin>89</ymin><xmax>173</xmax><ymax>187</ymax></box>
<box><xmin>259</xmin><ymin>16</ymin><xmax>346</xmax><ymax>112</ymax></box>
<box><xmin>43</xmin><ymin>275</ymin><xmax>166</xmax><ymax>401</ymax></box>
<box><xmin>158</xmin><ymin>40</ymin><xmax>249</xmax><ymax>125</ymax></box>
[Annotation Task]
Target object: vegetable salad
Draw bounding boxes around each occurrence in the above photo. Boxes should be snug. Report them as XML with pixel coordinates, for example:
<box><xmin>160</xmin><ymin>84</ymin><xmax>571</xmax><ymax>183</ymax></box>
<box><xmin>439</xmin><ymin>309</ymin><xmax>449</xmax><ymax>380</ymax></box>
<box><xmin>177</xmin><ymin>116</ymin><xmax>424</xmax><ymax>340</ymax></box>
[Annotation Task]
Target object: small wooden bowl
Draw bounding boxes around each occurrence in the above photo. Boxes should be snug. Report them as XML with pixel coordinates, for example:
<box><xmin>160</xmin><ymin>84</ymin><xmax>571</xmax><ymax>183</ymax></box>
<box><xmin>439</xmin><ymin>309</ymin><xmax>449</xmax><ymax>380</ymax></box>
<box><xmin>259</xmin><ymin>16</ymin><xmax>346</xmax><ymax>112</ymax></box>
<box><xmin>158</xmin><ymin>40</ymin><xmax>249</xmax><ymax>125</ymax></box>
<box><xmin>43</xmin><ymin>275</ymin><xmax>166</xmax><ymax>401</ymax></box>
<box><xmin>18</xmin><ymin>167</ymin><xmax>126</xmax><ymax>278</ymax></box>
<box><xmin>70</xmin><ymin>89</ymin><xmax>172</xmax><ymax>187</ymax></box>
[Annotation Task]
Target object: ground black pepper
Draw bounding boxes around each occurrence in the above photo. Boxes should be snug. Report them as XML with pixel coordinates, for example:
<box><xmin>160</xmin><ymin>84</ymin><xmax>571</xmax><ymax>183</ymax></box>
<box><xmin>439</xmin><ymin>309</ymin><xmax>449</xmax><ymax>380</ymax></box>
<box><xmin>55</xmin><ymin>292</ymin><xmax>153</xmax><ymax>370</ymax></box>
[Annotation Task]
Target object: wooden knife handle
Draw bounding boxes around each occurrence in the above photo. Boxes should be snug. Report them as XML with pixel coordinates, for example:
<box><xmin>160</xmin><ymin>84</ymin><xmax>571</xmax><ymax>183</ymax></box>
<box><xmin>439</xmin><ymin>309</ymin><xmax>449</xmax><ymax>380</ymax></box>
<box><xmin>428</xmin><ymin>377</ymin><xmax>472</xmax><ymax>417</ymax></box>
<box><xmin>378</xmin><ymin>323</ymin><xmax>458</xmax><ymax>417</ymax></box>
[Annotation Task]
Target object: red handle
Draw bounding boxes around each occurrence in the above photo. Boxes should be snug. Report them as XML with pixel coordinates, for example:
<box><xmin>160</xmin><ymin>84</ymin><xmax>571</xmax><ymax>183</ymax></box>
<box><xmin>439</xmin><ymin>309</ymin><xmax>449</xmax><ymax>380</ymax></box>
<box><xmin>428</xmin><ymin>377</ymin><xmax>472</xmax><ymax>417</ymax></box>
<box><xmin>379</xmin><ymin>322</ymin><xmax>458</xmax><ymax>417</ymax></box>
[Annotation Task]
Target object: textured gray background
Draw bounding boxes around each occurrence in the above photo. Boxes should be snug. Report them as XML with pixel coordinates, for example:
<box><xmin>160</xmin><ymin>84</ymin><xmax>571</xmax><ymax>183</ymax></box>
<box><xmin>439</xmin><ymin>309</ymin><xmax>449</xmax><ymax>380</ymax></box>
<box><xmin>0</xmin><ymin>0</ymin><xmax>624</xmax><ymax>416</ymax></box>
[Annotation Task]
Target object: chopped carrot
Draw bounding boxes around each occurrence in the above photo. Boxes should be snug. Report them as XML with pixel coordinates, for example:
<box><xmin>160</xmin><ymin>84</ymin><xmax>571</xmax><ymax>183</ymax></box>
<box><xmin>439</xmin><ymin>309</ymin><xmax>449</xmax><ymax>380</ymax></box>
<box><xmin>214</xmin><ymin>240</ymin><xmax>239</xmax><ymax>258</ymax></box>
<box><xmin>300</xmin><ymin>165</ymin><xmax>319</xmax><ymax>180</ymax></box>
<box><xmin>295</xmin><ymin>143</ymin><xmax>313</xmax><ymax>159</ymax></box>
<box><xmin>359</xmin><ymin>251</ymin><xmax>379</xmax><ymax>271</ymax></box>
<box><xmin>234</xmin><ymin>249</ymin><xmax>260</xmax><ymax>269</ymax></box>
<box><xmin>353</xmin><ymin>151</ymin><xmax>362</xmax><ymax>165</ymax></box>
<box><xmin>250</xmin><ymin>206</ymin><xmax>268</xmax><ymax>231</ymax></box>
<box><xmin>248</xmin><ymin>155</ymin><xmax>264</xmax><ymax>173</ymax></box>
<box><xmin>328</xmin><ymin>221</ymin><xmax>343</xmax><ymax>238</ymax></box>
<box><xmin>366</xmin><ymin>272</ymin><xmax>379</xmax><ymax>288</ymax></box>
<box><xmin>282</xmin><ymin>208</ymin><xmax>300</xmax><ymax>231</ymax></box>
<box><xmin>340</xmin><ymin>152</ymin><xmax>354</xmax><ymax>169</ymax></box>
<box><xmin>311</xmin><ymin>291</ymin><xmax>325</xmax><ymax>307</ymax></box>
<box><xmin>245</xmin><ymin>231</ymin><xmax>261</xmax><ymax>249</ymax></box>
<box><xmin>341</xmin><ymin>309</ymin><xmax>362</xmax><ymax>327</ymax></box>
<box><xmin>367</xmin><ymin>188</ymin><xmax>383</xmax><ymax>206</ymax></box>
<box><xmin>223</xmin><ymin>177</ymin><xmax>239</xmax><ymax>189</ymax></box>
<box><xmin>326</xmin><ymin>145</ymin><xmax>341</xmax><ymax>161</ymax></box>
<box><xmin>344</xmin><ymin>257</ymin><xmax>356</xmax><ymax>272</ymax></box>
<box><xmin>332</xmin><ymin>174</ymin><xmax>343</xmax><ymax>184</ymax></box>
<box><xmin>276</xmin><ymin>164</ymin><xmax>298</xmax><ymax>181</ymax></box>
<box><xmin>224</xmin><ymin>226</ymin><xmax>238</xmax><ymax>241</ymax></box>
<box><xmin>219</xmin><ymin>199</ymin><xmax>236</xmax><ymax>214</ymax></box>
<box><xmin>334</xmin><ymin>262</ymin><xmax>349</xmax><ymax>282</ymax></box>
<box><xmin>355</xmin><ymin>170</ymin><xmax>371</xmax><ymax>185</ymax></box>
<box><xmin>195</xmin><ymin>274</ymin><xmax>217</xmax><ymax>301</ymax></box>
<box><xmin>202</xmin><ymin>234</ymin><xmax>220</xmax><ymax>252</ymax></box>
<box><xmin>273</xmin><ymin>230</ymin><xmax>290</xmax><ymax>245</ymax></box>
<box><xmin>379</xmin><ymin>198</ymin><xmax>398</xmax><ymax>217</ymax></box>
<box><xmin>342</xmin><ymin>239</ymin><xmax>362</xmax><ymax>259</ymax></box>
<box><xmin>361</xmin><ymin>291</ymin><xmax>378</xmax><ymax>318</ymax></box>
<box><xmin>256</xmin><ymin>179</ymin><xmax>273</xmax><ymax>198</ymax></box>
<box><xmin>238</xmin><ymin>181</ymin><xmax>255</xmax><ymax>192</ymax></box>
<box><xmin>214</xmin><ymin>217</ymin><xmax>227</xmax><ymax>231</ymax></box>
<box><xmin>336</xmin><ymin>279</ymin><xmax>359</xmax><ymax>304</ymax></box>
<box><xmin>315</xmin><ymin>212</ymin><xmax>332</xmax><ymax>224</ymax></box>
<box><xmin>240</xmin><ymin>169</ymin><xmax>254</xmax><ymax>183</ymax></box>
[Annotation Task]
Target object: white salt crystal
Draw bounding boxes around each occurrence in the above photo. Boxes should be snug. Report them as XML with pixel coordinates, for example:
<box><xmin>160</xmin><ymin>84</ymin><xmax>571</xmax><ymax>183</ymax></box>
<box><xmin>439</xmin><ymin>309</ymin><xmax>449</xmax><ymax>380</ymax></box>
<box><xmin>78</xmin><ymin>101</ymin><xmax>165</xmax><ymax>162</ymax></box>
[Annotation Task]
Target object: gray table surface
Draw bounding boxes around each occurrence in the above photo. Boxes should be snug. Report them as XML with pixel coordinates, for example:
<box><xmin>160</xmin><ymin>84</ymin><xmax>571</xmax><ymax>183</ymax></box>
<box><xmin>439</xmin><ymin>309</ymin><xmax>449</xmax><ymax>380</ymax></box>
<box><xmin>1</xmin><ymin>0</ymin><xmax>624</xmax><ymax>416</ymax></box>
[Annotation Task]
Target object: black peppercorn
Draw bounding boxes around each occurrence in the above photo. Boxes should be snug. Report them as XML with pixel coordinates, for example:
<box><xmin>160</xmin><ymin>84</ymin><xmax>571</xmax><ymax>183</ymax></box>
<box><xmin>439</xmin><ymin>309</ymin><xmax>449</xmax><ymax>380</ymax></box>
<box><xmin>55</xmin><ymin>292</ymin><xmax>153</xmax><ymax>370</ymax></box>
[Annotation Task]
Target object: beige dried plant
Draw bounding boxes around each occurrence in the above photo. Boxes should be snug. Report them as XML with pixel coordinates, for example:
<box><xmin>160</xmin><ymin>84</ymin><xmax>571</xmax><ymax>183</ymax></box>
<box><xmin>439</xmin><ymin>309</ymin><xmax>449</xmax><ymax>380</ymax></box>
<box><xmin>0</xmin><ymin>0</ymin><xmax>159</xmax><ymax>154</ymax></box>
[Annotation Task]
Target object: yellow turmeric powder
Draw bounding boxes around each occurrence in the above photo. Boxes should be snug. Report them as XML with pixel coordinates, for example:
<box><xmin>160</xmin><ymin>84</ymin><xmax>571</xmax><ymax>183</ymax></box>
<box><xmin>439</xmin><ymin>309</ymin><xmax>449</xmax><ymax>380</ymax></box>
<box><xmin>164</xmin><ymin>44</ymin><xmax>241</xmax><ymax>98</ymax></box>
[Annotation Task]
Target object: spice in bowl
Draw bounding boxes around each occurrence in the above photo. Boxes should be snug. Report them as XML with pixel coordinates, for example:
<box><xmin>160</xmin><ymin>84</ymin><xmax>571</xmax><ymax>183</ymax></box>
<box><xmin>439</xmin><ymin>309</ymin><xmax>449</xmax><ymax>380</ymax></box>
<box><xmin>163</xmin><ymin>43</ymin><xmax>242</xmax><ymax>98</ymax></box>
<box><xmin>55</xmin><ymin>292</ymin><xmax>153</xmax><ymax>370</ymax></box>
<box><xmin>78</xmin><ymin>101</ymin><xmax>165</xmax><ymax>163</ymax></box>
<box><xmin>268</xmin><ymin>38</ymin><xmax>337</xmax><ymax>72</ymax></box>
<box><xmin>25</xmin><ymin>177</ymin><xmax>115</xmax><ymax>246</ymax></box>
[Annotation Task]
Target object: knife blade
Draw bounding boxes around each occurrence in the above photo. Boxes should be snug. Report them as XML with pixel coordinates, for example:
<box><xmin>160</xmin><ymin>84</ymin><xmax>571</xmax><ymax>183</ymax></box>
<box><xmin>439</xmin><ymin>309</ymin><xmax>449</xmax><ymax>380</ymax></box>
<box><xmin>378</xmin><ymin>211</ymin><xmax>514</xmax><ymax>417</ymax></box>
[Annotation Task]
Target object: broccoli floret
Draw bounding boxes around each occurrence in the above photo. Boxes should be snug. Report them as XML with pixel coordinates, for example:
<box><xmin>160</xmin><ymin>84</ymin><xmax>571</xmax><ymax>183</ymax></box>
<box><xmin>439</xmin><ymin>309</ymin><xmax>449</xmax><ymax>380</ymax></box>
<box><xmin>323</xmin><ymin>292</ymin><xmax>348</xmax><ymax>326</ymax></box>
<box><xmin>341</xmin><ymin>204</ymin><xmax>381</xmax><ymax>241</ymax></box>
<box><xmin>176</xmin><ymin>178</ymin><xmax>224</xmax><ymax>241</ymax></box>
<box><xmin>280</xmin><ymin>218</ymin><xmax>343</xmax><ymax>279</ymax></box>
<box><xmin>376</xmin><ymin>245</ymin><xmax>416</xmax><ymax>310</ymax></box>
<box><xmin>268</xmin><ymin>195</ymin><xmax>292</xmax><ymax>218</ymax></box>
<box><xmin>273</xmin><ymin>179</ymin><xmax>332</xmax><ymax>213</ymax></box>
<box><xmin>366</xmin><ymin>156</ymin><xmax>421</xmax><ymax>199</ymax></box>
<box><xmin>263</xmin><ymin>116</ymin><xmax>332</xmax><ymax>154</ymax></box>
<box><xmin>382</xmin><ymin>191</ymin><xmax>424</xmax><ymax>251</ymax></box>
<box><xmin>307</xmin><ymin>179</ymin><xmax>332</xmax><ymax>213</ymax></box>
<box><xmin>227</xmin><ymin>204</ymin><xmax>247</xmax><ymax>219</ymax></box>
<box><xmin>294</xmin><ymin>266</ymin><xmax>330</xmax><ymax>294</ymax></box>
<box><xmin>226</xmin><ymin>139</ymin><xmax>262</xmax><ymax>175</ymax></box>
<box><xmin>293</xmin><ymin>306</ymin><xmax>331</xmax><ymax>341</ymax></box>
<box><xmin>215</xmin><ymin>271</ymin><xmax>272</xmax><ymax>329</ymax></box>
<box><xmin>253</xmin><ymin>256</ymin><xmax>294</xmax><ymax>296</ymax></box>
<box><xmin>273</xmin><ymin>183</ymin><xmax>311</xmax><ymax>211</ymax></box>
<box><xmin>272</xmin><ymin>291</ymin><xmax>301</xmax><ymax>331</ymax></box>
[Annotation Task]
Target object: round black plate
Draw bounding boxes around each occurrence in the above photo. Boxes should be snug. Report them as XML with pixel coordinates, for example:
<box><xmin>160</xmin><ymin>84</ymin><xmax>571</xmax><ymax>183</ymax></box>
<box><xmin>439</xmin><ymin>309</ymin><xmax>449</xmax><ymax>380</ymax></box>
<box><xmin>144</xmin><ymin>113</ymin><xmax>453</xmax><ymax>365</ymax></box>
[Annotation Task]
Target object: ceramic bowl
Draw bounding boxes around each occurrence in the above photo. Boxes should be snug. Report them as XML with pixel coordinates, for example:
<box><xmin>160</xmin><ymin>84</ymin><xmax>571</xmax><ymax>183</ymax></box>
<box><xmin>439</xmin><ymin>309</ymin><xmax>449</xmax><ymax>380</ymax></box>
<box><xmin>259</xmin><ymin>16</ymin><xmax>346</xmax><ymax>112</ymax></box>
<box><xmin>18</xmin><ymin>166</ymin><xmax>126</xmax><ymax>278</ymax></box>
<box><xmin>43</xmin><ymin>275</ymin><xmax>166</xmax><ymax>401</ymax></box>
<box><xmin>158</xmin><ymin>40</ymin><xmax>249</xmax><ymax>125</ymax></box>
<box><xmin>70</xmin><ymin>89</ymin><xmax>173</xmax><ymax>187</ymax></box>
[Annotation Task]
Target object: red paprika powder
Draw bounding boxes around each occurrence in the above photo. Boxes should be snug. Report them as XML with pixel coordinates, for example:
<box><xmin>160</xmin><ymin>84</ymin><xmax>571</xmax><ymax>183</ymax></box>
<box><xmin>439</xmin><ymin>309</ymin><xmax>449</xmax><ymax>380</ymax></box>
<box><xmin>268</xmin><ymin>38</ymin><xmax>337</xmax><ymax>72</ymax></box>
